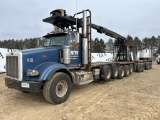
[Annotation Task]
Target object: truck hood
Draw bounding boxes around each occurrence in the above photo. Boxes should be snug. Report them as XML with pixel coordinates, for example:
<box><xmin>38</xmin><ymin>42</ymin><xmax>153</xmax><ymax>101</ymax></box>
<box><xmin>22</xmin><ymin>47</ymin><xmax>61</xmax><ymax>55</ymax></box>
<box><xmin>22</xmin><ymin>47</ymin><xmax>62</xmax><ymax>70</ymax></box>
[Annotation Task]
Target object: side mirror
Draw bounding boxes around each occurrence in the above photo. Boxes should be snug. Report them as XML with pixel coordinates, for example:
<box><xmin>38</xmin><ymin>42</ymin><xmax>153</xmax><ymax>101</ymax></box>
<box><xmin>75</xmin><ymin>32</ymin><xmax>80</xmax><ymax>44</ymax></box>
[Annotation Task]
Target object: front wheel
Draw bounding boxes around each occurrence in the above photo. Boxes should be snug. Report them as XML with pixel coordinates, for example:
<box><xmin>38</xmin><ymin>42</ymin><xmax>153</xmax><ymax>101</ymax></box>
<box><xmin>43</xmin><ymin>72</ymin><xmax>72</xmax><ymax>104</ymax></box>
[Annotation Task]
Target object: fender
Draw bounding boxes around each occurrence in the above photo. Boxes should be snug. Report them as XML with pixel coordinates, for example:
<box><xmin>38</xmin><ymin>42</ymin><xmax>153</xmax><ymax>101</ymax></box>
<box><xmin>27</xmin><ymin>62</ymin><xmax>73</xmax><ymax>82</ymax></box>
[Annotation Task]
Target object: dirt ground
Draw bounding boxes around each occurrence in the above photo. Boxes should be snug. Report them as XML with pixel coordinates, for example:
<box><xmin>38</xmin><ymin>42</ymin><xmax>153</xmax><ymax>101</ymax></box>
<box><xmin>1</xmin><ymin>62</ymin><xmax>160</xmax><ymax>120</ymax></box>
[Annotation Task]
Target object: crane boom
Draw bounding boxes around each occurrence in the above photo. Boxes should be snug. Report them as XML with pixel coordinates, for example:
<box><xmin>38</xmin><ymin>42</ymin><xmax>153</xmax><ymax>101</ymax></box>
<box><xmin>43</xmin><ymin>11</ymin><xmax>126</xmax><ymax>45</ymax></box>
<box><xmin>90</xmin><ymin>23</ymin><xmax>126</xmax><ymax>44</ymax></box>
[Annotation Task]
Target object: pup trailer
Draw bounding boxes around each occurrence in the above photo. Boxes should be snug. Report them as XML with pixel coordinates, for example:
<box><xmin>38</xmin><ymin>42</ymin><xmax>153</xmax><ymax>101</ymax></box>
<box><xmin>5</xmin><ymin>9</ymin><xmax>152</xmax><ymax>104</ymax></box>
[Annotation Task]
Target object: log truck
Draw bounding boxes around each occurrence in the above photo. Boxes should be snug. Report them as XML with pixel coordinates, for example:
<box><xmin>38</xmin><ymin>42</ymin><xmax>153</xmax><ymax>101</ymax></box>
<box><xmin>5</xmin><ymin>9</ymin><xmax>152</xmax><ymax>104</ymax></box>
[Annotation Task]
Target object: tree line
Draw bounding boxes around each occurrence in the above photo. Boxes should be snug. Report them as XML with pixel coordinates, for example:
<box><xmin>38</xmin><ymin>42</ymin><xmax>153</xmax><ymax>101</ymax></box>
<box><xmin>0</xmin><ymin>38</ymin><xmax>43</xmax><ymax>50</ymax></box>
<box><xmin>0</xmin><ymin>35</ymin><xmax>160</xmax><ymax>53</ymax></box>
<box><xmin>92</xmin><ymin>35</ymin><xmax>160</xmax><ymax>54</ymax></box>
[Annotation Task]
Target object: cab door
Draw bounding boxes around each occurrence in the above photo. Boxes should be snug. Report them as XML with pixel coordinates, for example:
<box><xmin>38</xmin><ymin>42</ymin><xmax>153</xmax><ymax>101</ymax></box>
<box><xmin>68</xmin><ymin>33</ymin><xmax>82</xmax><ymax>67</ymax></box>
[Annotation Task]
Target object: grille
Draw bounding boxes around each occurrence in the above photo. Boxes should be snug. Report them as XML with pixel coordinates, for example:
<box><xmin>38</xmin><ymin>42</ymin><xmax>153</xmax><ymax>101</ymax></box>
<box><xmin>6</xmin><ymin>56</ymin><xmax>19</xmax><ymax>78</ymax></box>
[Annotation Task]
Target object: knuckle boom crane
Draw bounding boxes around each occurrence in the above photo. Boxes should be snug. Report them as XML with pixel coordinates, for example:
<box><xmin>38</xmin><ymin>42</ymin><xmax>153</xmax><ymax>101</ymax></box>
<box><xmin>5</xmin><ymin>9</ymin><xmax>152</xmax><ymax>104</ymax></box>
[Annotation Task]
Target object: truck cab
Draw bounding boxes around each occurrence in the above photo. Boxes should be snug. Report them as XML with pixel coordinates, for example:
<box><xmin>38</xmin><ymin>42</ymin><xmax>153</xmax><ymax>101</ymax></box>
<box><xmin>5</xmin><ymin>30</ymin><xmax>84</xmax><ymax>101</ymax></box>
<box><xmin>5</xmin><ymin>9</ymin><xmax>92</xmax><ymax>104</ymax></box>
<box><xmin>43</xmin><ymin>31</ymin><xmax>82</xmax><ymax>67</ymax></box>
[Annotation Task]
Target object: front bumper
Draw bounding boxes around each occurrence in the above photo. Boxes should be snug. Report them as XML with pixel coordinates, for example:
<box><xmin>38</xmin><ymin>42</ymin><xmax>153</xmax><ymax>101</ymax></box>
<box><xmin>5</xmin><ymin>77</ymin><xmax>42</xmax><ymax>93</ymax></box>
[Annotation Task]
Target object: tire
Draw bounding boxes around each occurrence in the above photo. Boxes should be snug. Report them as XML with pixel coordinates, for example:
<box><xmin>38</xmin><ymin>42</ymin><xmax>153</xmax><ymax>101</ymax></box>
<box><xmin>136</xmin><ymin>63</ymin><xmax>142</xmax><ymax>72</ymax></box>
<box><xmin>100</xmin><ymin>65</ymin><xmax>111</xmax><ymax>81</ymax></box>
<box><xmin>143</xmin><ymin>62</ymin><xmax>146</xmax><ymax>70</ymax></box>
<box><xmin>150</xmin><ymin>62</ymin><xmax>152</xmax><ymax>69</ymax></box>
<box><xmin>140</xmin><ymin>63</ymin><xmax>144</xmax><ymax>72</ymax></box>
<box><xmin>111</xmin><ymin>64</ymin><xmax>118</xmax><ymax>79</ymax></box>
<box><xmin>43</xmin><ymin>72</ymin><xmax>72</xmax><ymax>104</ymax></box>
<box><xmin>117</xmin><ymin>66</ymin><xmax>124</xmax><ymax>79</ymax></box>
<box><xmin>148</xmin><ymin>62</ymin><xmax>152</xmax><ymax>69</ymax></box>
<box><xmin>148</xmin><ymin>62</ymin><xmax>150</xmax><ymax>69</ymax></box>
<box><xmin>133</xmin><ymin>63</ymin><xmax>138</xmax><ymax>72</ymax></box>
<box><xmin>124</xmin><ymin>65</ymin><xmax>129</xmax><ymax>77</ymax></box>
<box><xmin>129</xmin><ymin>64</ymin><xmax>133</xmax><ymax>74</ymax></box>
<box><xmin>145</xmin><ymin>62</ymin><xmax>149</xmax><ymax>70</ymax></box>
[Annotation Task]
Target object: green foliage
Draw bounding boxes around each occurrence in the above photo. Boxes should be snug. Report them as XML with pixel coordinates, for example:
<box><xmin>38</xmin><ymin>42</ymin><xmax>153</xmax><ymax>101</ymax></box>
<box><xmin>157</xmin><ymin>35</ymin><xmax>160</xmax><ymax>53</ymax></box>
<box><xmin>0</xmin><ymin>38</ymin><xmax>41</xmax><ymax>49</ymax></box>
<box><xmin>133</xmin><ymin>37</ymin><xmax>142</xmax><ymax>50</ymax></box>
<box><xmin>0</xmin><ymin>35</ymin><xmax>160</xmax><ymax>54</ymax></box>
<box><xmin>106</xmin><ymin>38</ymin><xmax>114</xmax><ymax>52</ymax></box>
<box><xmin>92</xmin><ymin>38</ymin><xmax>106</xmax><ymax>53</ymax></box>
<box><xmin>126</xmin><ymin>35</ymin><xmax>142</xmax><ymax>50</ymax></box>
<box><xmin>126</xmin><ymin>35</ymin><xmax>160</xmax><ymax>52</ymax></box>
<box><xmin>126</xmin><ymin>35</ymin><xmax>134</xmax><ymax>46</ymax></box>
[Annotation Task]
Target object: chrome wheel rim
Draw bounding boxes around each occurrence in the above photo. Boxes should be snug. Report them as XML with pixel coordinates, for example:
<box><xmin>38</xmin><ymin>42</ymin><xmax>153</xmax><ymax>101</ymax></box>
<box><xmin>121</xmin><ymin>69</ymin><xmax>124</xmax><ymax>76</ymax></box>
<box><xmin>127</xmin><ymin>68</ymin><xmax>129</xmax><ymax>74</ymax></box>
<box><xmin>106</xmin><ymin>69</ymin><xmax>111</xmax><ymax>79</ymax></box>
<box><xmin>115</xmin><ymin>69</ymin><xmax>118</xmax><ymax>76</ymax></box>
<box><xmin>56</xmin><ymin>80</ymin><xmax>68</xmax><ymax>97</ymax></box>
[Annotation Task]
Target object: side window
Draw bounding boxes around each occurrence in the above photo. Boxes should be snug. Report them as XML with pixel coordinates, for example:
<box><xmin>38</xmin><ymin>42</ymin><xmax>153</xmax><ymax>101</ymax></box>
<box><xmin>44</xmin><ymin>39</ymin><xmax>50</xmax><ymax>47</ymax></box>
<box><xmin>50</xmin><ymin>38</ymin><xmax>55</xmax><ymax>45</ymax></box>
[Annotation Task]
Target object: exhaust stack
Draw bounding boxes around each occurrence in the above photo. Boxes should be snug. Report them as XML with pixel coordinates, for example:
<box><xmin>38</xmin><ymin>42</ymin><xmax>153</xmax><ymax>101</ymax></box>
<box><xmin>82</xmin><ymin>10</ymin><xmax>88</xmax><ymax>65</ymax></box>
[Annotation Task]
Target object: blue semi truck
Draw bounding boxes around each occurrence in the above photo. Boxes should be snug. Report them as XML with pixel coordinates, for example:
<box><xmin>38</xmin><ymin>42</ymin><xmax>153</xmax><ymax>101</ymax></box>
<box><xmin>5</xmin><ymin>9</ymin><xmax>152</xmax><ymax>104</ymax></box>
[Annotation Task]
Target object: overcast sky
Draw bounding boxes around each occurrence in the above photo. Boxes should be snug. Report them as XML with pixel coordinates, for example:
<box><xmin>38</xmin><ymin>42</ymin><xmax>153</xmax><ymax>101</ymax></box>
<box><xmin>0</xmin><ymin>0</ymin><xmax>160</xmax><ymax>41</ymax></box>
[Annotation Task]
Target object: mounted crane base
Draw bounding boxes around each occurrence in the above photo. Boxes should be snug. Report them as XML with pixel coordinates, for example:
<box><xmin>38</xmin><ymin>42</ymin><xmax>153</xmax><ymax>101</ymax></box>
<box><xmin>43</xmin><ymin>10</ymin><xmax>126</xmax><ymax>45</ymax></box>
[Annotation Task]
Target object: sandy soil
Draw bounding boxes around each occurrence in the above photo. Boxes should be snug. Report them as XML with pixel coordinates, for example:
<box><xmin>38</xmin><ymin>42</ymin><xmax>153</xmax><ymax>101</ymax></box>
<box><xmin>1</xmin><ymin>62</ymin><xmax>160</xmax><ymax>120</ymax></box>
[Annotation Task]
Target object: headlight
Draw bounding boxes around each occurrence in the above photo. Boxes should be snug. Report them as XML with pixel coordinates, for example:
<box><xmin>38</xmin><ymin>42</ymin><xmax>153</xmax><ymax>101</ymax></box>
<box><xmin>26</xmin><ymin>70</ymin><xmax>39</xmax><ymax>76</ymax></box>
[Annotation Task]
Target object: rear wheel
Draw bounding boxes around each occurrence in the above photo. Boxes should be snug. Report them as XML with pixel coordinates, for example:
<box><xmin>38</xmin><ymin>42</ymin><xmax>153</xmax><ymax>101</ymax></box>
<box><xmin>100</xmin><ymin>65</ymin><xmax>111</xmax><ymax>81</ymax></box>
<box><xmin>111</xmin><ymin>64</ymin><xmax>118</xmax><ymax>79</ymax></box>
<box><xmin>148</xmin><ymin>62</ymin><xmax>152</xmax><ymax>69</ymax></box>
<box><xmin>136</xmin><ymin>63</ymin><xmax>141</xmax><ymax>72</ymax></box>
<box><xmin>124</xmin><ymin>65</ymin><xmax>129</xmax><ymax>77</ymax></box>
<box><xmin>117</xmin><ymin>66</ymin><xmax>124</xmax><ymax>79</ymax></box>
<box><xmin>140</xmin><ymin>63</ymin><xmax>144</xmax><ymax>72</ymax></box>
<box><xmin>150</xmin><ymin>62</ymin><xmax>152</xmax><ymax>69</ymax></box>
<box><xmin>129</xmin><ymin>64</ymin><xmax>133</xmax><ymax>74</ymax></box>
<box><xmin>133</xmin><ymin>63</ymin><xmax>138</xmax><ymax>72</ymax></box>
<box><xmin>143</xmin><ymin>62</ymin><xmax>146</xmax><ymax>70</ymax></box>
<box><xmin>145</xmin><ymin>62</ymin><xmax>149</xmax><ymax>70</ymax></box>
<box><xmin>43</xmin><ymin>72</ymin><xmax>72</xmax><ymax>104</ymax></box>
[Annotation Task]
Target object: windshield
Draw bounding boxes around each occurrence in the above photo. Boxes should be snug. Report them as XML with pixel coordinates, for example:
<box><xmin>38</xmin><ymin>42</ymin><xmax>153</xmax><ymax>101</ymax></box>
<box><xmin>43</xmin><ymin>35</ymin><xmax>66</xmax><ymax>47</ymax></box>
